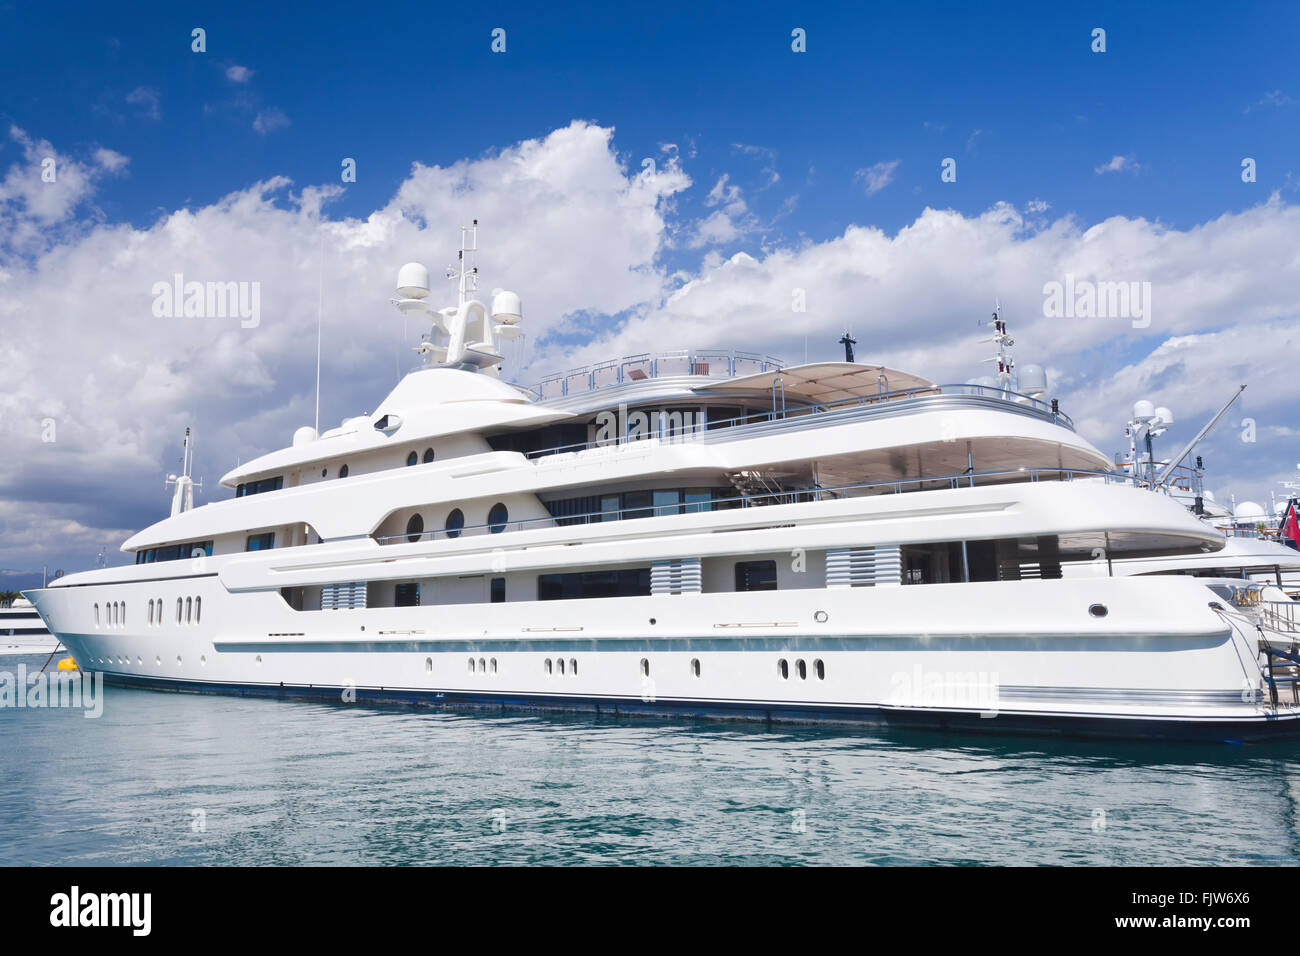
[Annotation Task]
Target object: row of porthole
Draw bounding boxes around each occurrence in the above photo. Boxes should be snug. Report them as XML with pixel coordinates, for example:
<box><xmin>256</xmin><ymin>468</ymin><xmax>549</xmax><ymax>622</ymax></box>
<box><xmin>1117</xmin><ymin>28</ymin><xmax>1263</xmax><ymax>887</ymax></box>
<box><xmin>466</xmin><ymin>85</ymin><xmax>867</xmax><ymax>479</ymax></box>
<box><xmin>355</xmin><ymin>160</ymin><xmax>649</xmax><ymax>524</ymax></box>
<box><xmin>468</xmin><ymin>657</ymin><xmax>497</xmax><ymax>674</ymax></box>
<box><xmin>143</xmin><ymin>596</ymin><xmax>201</xmax><ymax>626</ymax></box>
<box><xmin>93</xmin><ymin>601</ymin><xmax>126</xmax><ymax>629</ymax></box>
<box><xmin>778</xmin><ymin>658</ymin><xmax>825</xmax><ymax>681</ymax></box>
<box><xmin>91</xmin><ymin>654</ymin><xmax>205</xmax><ymax>667</ymax></box>
<box><xmin>405</xmin><ymin>502</ymin><xmax>510</xmax><ymax>542</ymax></box>
<box><xmin>323</xmin><ymin>447</ymin><xmax>436</xmax><ymax>480</ymax></box>
<box><xmin>545</xmin><ymin>658</ymin><xmax>577</xmax><ymax>676</ymax></box>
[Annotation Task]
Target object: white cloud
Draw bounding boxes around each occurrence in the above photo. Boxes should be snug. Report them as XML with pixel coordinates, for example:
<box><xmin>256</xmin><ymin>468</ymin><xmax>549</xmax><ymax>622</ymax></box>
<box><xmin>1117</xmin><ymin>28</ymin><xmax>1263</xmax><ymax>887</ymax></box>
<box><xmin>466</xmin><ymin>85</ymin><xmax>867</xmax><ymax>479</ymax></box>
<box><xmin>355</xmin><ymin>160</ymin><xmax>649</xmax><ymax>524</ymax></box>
<box><xmin>226</xmin><ymin>65</ymin><xmax>255</xmax><ymax>84</ymax></box>
<box><xmin>252</xmin><ymin>108</ymin><xmax>290</xmax><ymax>134</ymax></box>
<box><xmin>125</xmin><ymin>86</ymin><xmax>161</xmax><ymax>121</ymax></box>
<box><xmin>3</xmin><ymin>121</ymin><xmax>1299</xmax><ymax>571</ymax></box>
<box><xmin>1095</xmin><ymin>154</ymin><xmax>1140</xmax><ymax>175</ymax></box>
<box><xmin>855</xmin><ymin>159</ymin><xmax>900</xmax><ymax>196</ymax></box>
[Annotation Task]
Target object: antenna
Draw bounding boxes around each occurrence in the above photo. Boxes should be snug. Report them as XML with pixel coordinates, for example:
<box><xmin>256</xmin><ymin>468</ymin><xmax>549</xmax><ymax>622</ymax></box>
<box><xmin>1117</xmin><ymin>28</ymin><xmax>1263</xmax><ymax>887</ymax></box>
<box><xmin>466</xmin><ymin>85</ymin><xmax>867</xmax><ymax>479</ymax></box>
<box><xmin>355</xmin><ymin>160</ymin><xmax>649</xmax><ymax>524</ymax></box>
<box><xmin>165</xmin><ymin>427</ymin><xmax>203</xmax><ymax>516</ymax></box>
<box><xmin>982</xmin><ymin>300</ymin><xmax>1015</xmax><ymax>390</ymax></box>
<box><xmin>314</xmin><ymin>230</ymin><xmax>324</xmax><ymax>434</ymax></box>
<box><xmin>447</xmin><ymin>219</ymin><xmax>479</xmax><ymax>307</ymax></box>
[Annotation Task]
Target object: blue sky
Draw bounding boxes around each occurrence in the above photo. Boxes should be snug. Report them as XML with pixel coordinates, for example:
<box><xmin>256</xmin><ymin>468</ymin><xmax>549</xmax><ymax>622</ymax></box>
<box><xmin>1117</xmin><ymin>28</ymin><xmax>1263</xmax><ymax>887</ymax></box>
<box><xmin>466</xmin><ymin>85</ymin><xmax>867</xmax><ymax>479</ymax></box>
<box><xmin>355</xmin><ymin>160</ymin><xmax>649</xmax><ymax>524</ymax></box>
<box><xmin>1</xmin><ymin>1</ymin><xmax>1298</xmax><ymax>577</ymax></box>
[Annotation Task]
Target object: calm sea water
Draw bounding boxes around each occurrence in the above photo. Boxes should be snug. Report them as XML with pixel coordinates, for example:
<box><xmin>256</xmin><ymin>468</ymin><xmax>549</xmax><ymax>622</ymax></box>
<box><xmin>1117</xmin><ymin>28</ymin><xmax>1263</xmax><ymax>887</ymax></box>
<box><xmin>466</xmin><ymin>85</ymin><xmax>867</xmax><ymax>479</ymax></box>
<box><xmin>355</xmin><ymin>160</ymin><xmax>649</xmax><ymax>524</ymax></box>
<box><xmin>2</xmin><ymin>653</ymin><xmax>1298</xmax><ymax>866</ymax></box>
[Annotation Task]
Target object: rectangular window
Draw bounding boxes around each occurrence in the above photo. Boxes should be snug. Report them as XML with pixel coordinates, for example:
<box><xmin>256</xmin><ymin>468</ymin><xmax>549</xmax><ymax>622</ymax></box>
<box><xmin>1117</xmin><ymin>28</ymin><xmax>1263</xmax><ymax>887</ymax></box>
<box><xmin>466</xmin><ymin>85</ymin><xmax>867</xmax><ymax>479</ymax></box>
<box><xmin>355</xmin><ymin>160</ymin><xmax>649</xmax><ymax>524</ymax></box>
<box><xmin>490</xmin><ymin>577</ymin><xmax>506</xmax><ymax>603</ymax></box>
<box><xmin>395</xmin><ymin>583</ymin><xmax>420</xmax><ymax>607</ymax></box>
<box><xmin>246</xmin><ymin>532</ymin><xmax>275</xmax><ymax>552</ymax></box>
<box><xmin>683</xmin><ymin>488</ymin><xmax>712</xmax><ymax>513</ymax></box>
<box><xmin>600</xmin><ymin>494</ymin><xmax>621</xmax><ymax>522</ymax></box>
<box><xmin>735</xmin><ymin>560</ymin><xmax>778</xmax><ymax>592</ymax></box>
<box><xmin>538</xmin><ymin>568</ymin><xmax>652</xmax><ymax>601</ymax></box>
<box><xmin>653</xmin><ymin>489</ymin><xmax>682</xmax><ymax>517</ymax></box>
<box><xmin>622</xmin><ymin>490</ymin><xmax>653</xmax><ymax>521</ymax></box>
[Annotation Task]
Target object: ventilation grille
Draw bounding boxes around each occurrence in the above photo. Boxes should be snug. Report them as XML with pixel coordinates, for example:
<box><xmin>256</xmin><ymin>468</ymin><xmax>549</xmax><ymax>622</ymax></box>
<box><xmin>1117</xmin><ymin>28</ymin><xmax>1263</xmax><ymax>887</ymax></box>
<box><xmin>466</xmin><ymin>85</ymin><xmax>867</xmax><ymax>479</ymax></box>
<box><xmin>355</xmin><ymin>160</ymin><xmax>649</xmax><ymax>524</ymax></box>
<box><xmin>321</xmin><ymin>582</ymin><xmax>367</xmax><ymax>610</ymax></box>
<box><xmin>826</xmin><ymin>547</ymin><xmax>902</xmax><ymax>588</ymax></box>
<box><xmin>651</xmin><ymin>558</ymin><xmax>702</xmax><ymax>595</ymax></box>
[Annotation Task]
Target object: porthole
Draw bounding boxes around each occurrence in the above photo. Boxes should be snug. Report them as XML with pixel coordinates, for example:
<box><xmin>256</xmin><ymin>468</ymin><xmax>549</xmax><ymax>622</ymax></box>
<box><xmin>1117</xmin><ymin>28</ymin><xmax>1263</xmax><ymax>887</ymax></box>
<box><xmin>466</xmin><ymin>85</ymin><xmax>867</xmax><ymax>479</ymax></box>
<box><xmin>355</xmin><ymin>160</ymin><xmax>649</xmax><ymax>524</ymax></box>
<box><xmin>425</xmin><ymin>657</ymin><xmax>433</xmax><ymax>673</ymax></box>
<box><xmin>487</xmin><ymin>502</ymin><xmax>509</xmax><ymax>534</ymax></box>
<box><xmin>815</xmin><ymin>659</ymin><xmax>825</xmax><ymax>680</ymax></box>
<box><xmin>255</xmin><ymin>655</ymin><xmax>263</xmax><ymax>667</ymax></box>
<box><xmin>93</xmin><ymin>603</ymin><xmax>99</xmax><ymax>626</ymax></box>
<box><xmin>557</xmin><ymin>658</ymin><xmax>565</xmax><ymax>675</ymax></box>
<box><xmin>545</xmin><ymin>658</ymin><xmax>553</xmax><ymax>674</ymax></box>
<box><xmin>195</xmin><ymin>597</ymin><xmax>201</xmax><ymax>624</ymax></box>
<box><xmin>339</xmin><ymin>464</ymin><xmax>349</xmax><ymax>478</ymax></box>
<box><xmin>176</xmin><ymin>656</ymin><xmax>182</xmax><ymax>666</ymax></box>
<box><xmin>405</xmin><ymin>513</ymin><xmax>425</xmax><ymax>543</ymax></box>
<box><xmin>1088</xmin><ymin>603</ymin><xmax>1108</xmax><ymax>618</ymax></box>
<box><xmin>796</xmin><ymin>659</ymin><xmax>807</xmax><ymax>681</ymax></box>
<box><xmin>640</xmin><ymin>658</ymin><xmax>650</xmax><ymax>677</ymax></box>
<box><xmin>200</xmin><ymin>655</ymin><xmax>207</xmax><ymax>666</ymax></box>
<box><xmin>445</xmin><ymin>508</ymin><xmax>465</xmax><ymax>539</ymax></box>
<box><xmin>176</xmin><ymin>598</ymin><xmax>182</xmax><ymax>623</ymax></box>
<box><xmin>569</xmin><ymin>658</ymin><xmax>577</xmax><ymax>676</ymax></box>
<box><xmin>691</xmin><ymin>658</ymin><xmax>701</xmax><ymax>678</ymax></box>
<box><xmin>479</xmin><ymin>657</ymin><xmax>486</xmax><ymax>673</ymax></box>
<box><xmin>321</xmin><ymin>468</ymin><xmax>327</xmax><ymax>477</ymax></box>
<box><xmin>147</xmin><ymin>599</ymin><xmax>154</xmax><ymax>625</ymax></box>
<box><xmin>814</xmin><ymin>610</ymin><xmax>828</xmax><ymax>623</ymax></box>
<box><xmin>185</xmin><ymin>597</ymin><xmax>192</xmax><ymax>623</ymax></box>
<box><xmin>778</xmin><ymin>659</ymin><xmax>789</xmax><ymax>680</ymax></box>
<box><xmin>155</xmin><ymin>656</ymin><xmax>161</xmax><ymax>666</ymax></box>
<box><xmin>468</xmin><ymin>657</ymin><xmax>476</xmax><ymax>673</ymax></box>
<box><xmin>406</xmin><ymin>451</ymin><xmax>418</xmax><ymax>466</ymax></box>
<box><xmin>136</xmin><ymin>657</ymin><xmax>142</xmax><ymax>666</ymax></box>
<box><xmin>490</xmin><ymin>658</ymin><xmax>497</xmax><ymax>673</ymax></box>
<box><xmin>423</xmin><ymin>448</ymin><xmax>435</xmax><ymax>463</ymax></box>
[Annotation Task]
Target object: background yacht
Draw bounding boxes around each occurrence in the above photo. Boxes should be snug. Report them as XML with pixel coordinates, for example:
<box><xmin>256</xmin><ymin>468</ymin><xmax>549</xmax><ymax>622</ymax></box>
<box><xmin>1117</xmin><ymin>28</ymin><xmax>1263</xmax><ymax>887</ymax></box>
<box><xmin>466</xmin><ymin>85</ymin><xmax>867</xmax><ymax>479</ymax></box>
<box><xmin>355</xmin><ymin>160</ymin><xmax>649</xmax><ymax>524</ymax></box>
<box><xmin>24</xmin><ymin>225</ymin><xmax>1300</xmax><ymax>740</ymax></box>
<box><xmin>0</xmin><ymin>596</ymin><xmax>63</xmax><ymax>655</ymax></box>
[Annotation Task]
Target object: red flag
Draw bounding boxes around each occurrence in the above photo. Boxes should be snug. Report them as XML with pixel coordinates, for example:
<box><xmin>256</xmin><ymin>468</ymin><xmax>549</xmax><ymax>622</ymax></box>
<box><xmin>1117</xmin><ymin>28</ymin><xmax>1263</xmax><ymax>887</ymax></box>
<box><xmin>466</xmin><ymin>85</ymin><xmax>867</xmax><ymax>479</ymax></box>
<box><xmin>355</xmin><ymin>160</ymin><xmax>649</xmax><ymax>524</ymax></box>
<box><xmin>1283</xmin><ymin>499</ymin><xmax>1300</xmax><ymax>549</ymax></box>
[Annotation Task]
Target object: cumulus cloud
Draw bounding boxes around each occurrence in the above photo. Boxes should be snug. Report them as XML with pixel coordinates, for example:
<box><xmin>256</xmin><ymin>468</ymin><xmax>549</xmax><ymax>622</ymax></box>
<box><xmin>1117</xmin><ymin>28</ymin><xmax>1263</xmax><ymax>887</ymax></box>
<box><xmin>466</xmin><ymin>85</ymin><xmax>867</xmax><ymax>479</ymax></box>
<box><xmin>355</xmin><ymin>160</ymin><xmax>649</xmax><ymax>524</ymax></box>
<box><xmin>226</xmin><ymin>65</ymin><xmax>255</xmax><ymax>83</ymax></box>
<box><xmin>2</xmin><ymin>120</ymin><xmax>1298</xmax><ymax>572</ymax></box>
<box><xmin>855</xmin><ymin>159</ymin><xmax>900</xmax><ymax>196</ymax></box>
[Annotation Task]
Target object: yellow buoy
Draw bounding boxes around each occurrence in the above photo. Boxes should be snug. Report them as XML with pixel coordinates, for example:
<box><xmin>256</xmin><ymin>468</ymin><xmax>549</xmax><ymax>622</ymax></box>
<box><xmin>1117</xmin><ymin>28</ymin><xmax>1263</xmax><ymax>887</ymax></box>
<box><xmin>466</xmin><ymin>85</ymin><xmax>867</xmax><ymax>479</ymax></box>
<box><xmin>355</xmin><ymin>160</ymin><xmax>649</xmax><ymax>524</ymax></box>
<box><xmin>56</xmin><ymin>657</ymin><xmax>78</xmax><ymax>671</ymax></box>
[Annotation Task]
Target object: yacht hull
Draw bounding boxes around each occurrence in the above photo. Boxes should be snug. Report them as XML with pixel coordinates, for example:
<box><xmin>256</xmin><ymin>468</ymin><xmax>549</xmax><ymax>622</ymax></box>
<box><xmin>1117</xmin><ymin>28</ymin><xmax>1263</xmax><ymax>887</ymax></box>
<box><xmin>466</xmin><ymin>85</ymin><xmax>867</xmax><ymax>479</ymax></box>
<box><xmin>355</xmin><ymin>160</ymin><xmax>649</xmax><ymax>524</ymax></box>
<box><xmin>29</xmin><ymin>575</ymin><xmax>1300</xmax><ymax>743</ymax></box>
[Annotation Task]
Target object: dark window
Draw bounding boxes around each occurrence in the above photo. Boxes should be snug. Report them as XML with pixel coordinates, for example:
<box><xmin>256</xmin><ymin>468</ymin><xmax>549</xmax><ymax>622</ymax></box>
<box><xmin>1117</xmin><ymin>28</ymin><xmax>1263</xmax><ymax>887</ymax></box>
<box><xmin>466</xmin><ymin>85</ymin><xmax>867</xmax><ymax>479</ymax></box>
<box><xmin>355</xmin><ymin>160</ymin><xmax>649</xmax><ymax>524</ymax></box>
<box><xmin>238</xmin><ymin>476</ymin><xmax>283</xmax><ymax>497</ymax></box>
<box><xmin>406</xmin><ymin>451</ymin><xmax>418</xmax><ymax>466</ymax></box>
<box><xmin>488</xmin><ymin>502</ymin><xmax>509</xmax><ymax>534</ymax></box>
<box><xmin>490</xmin><ymin>577</ymin><xmax>505</xmax><ymax>603</ymax></box>
<box><xmin>653</xmin><ymin>489</ymin><xmax>682</xmax><ymax>517</ymax></box>
<box><xmin>395</xmin><ymin>583</ymin><xmax>420</xmax><ymax>607</ymax></box>
<box><xmin>445</xmin><ymin>508</ymin><xmax>465</xmax><ymax>539</ymax></box>
<box><xmin>622</xmin><ymin>490</ymin><xmax>653</xmax><ymax>520</ymax></box>
<box><xmin>339</xmin><ymin>464</ymin><xmax>349</xmax><ymax>478</ymax></box>
<box><xmin>423</xmin><ymin>448</ymin><xmax>435</xmax><ymax>463</ymax></box>
<box><xmin>246</xmin><ymin>532</ymin><xmax>275</xmax><ymax>552</ymax></box>
<box><xmin>735</xmin><ymin>560</ymin><xmax>778</xmax><ymax>592</ymax></box>
<box><xmin>405</xmin><ymin>513</ymin><xmax>424</xmax><ymax>543</ymax></box>
<box><xmin>538</xmin><ymin>568</ymin><xmax>651</xmax><ymax>600</ymax></box>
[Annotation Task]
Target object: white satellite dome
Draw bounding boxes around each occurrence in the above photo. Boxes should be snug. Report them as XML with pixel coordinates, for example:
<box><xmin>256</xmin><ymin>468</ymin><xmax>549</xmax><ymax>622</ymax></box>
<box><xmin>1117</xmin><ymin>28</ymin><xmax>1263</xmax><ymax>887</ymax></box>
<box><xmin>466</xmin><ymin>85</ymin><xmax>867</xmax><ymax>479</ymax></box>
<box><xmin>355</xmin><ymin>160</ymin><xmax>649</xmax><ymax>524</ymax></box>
<box><xmin>293</xmin><ymin>426</ymin><xmax>317</xmax><ymax>447</ymax></box>
<box><xmin>396</xmin><ymin>262</ymin><xmax>430</xmax><ymax>299</ymax></box>
<box><xmin>1235</xmin><ymin>500</ymin><xmax>1267</xmax><ymax>524</ymax></box>
<box><xmin>491</xmin><ymin>288</ymin><xmax>522</xmax><ymax>324</ymax></box>
<box><xmin>1017</xmin><ymin>364</ymin><xmax>1048</xmax><ymax>397</ymax></box>
<box><xmin>1133</xmin><ymin>399</ymin><xmax>1155</xmax><ymax>422</ymax></box>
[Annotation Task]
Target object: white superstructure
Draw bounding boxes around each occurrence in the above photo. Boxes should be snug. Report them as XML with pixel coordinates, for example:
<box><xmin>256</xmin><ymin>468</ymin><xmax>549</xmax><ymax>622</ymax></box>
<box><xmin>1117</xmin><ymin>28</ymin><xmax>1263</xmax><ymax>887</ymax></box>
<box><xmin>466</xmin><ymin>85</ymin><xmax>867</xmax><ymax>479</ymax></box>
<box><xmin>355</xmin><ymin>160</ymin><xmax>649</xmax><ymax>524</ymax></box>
<box><xmin>25</xmin><ymin>227</ymin><xmax>1300</xmax><ymax>740</ymax></box>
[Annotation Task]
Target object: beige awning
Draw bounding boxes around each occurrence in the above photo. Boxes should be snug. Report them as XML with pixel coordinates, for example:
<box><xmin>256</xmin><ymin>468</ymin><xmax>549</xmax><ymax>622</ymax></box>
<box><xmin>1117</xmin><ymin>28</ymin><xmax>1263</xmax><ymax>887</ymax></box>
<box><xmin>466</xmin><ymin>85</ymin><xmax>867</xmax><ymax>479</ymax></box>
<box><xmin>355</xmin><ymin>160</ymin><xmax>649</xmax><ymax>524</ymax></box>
<box><xmin>693</xmin><ymin>362</ymin><xmax>935</xmax><ymax>404</ymax></box>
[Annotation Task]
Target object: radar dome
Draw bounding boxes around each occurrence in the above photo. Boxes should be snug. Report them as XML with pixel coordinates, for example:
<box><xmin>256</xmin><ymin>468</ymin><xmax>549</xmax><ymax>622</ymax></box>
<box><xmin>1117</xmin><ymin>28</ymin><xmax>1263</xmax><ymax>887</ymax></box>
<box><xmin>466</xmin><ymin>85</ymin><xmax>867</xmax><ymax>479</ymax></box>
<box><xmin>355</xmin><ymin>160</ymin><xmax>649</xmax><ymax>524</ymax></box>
<box><xmin>396</xmin><ymin>262</ymin><xmax>430</xmax><ymax>299</ymax></box>
<box><xmin>293</xmin><ymin>426</ymin><xmax>318</xmax><ymax>447</ymax></box>
<box><xmin>1154</xmin><ymin>406</ymin><xmax>1174</xmax><ymax>427</ymax></box>
<box><xmin>1018</xmin><ymin>364</ymin><xmax>1048</xmax><ymax>397</ymax></box>
<box><xmin>491</xmin><ymin>288</ymin><xmax>522</xmax><ymax>324</ymax></box>
<box><xmin>1235</xmin><ymin>500</ymin><xmax>1267</xmax><ymax>523</ymax></box>
<box><xmin>1133</xmin><ymin>400</ymin><xmax>1155</xmax><ymax>422</ymax></box>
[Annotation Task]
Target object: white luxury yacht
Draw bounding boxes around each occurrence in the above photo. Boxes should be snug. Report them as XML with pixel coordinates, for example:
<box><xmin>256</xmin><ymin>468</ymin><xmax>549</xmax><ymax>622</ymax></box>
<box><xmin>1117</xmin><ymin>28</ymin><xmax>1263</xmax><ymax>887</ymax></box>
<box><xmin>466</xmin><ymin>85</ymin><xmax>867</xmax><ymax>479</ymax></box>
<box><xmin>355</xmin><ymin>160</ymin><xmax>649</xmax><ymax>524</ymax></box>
<box><xmin>1</xmin><ymin>596</ymin><xmax>63</xmax><ymax>654</ymax></box>
<box><xmin>24</xmin><ymin>225</ymin><xmax>1300</xmax><ymax>740</ymax></box>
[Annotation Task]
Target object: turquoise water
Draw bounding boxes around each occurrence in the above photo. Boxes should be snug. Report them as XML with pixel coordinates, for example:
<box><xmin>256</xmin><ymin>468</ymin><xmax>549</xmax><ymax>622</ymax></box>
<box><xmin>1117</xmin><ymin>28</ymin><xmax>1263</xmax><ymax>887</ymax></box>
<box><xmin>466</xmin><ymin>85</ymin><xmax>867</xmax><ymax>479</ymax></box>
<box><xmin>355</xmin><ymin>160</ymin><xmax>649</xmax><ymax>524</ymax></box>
<box><xmin>2</xmin><ymin>654</ymin><xmax>1298</xmax><ymax>866</ymax></box>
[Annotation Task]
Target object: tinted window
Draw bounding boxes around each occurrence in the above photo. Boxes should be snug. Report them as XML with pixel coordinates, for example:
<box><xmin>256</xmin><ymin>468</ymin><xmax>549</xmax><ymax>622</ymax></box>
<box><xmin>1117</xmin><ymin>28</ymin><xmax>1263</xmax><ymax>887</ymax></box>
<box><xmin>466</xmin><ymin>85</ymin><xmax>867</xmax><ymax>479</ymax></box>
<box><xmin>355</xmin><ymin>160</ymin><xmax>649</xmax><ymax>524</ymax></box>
<box><xmin>735</xmin><ymin>560</ymin><xmax>777</xmax><ymax>591</ymax></box>
<box><xmin>405</xmin><ymin>513</ymin><xmax>424</xmax><ymax>543</ymax></box>
<box><xmin>488</xmin><ymin>502</ymin><xmax>509</xmax><ymax>534</ymax></box>
<box><xmin>445</xmin><ymin>508</ymin><xmax>465</xmax><ymax>539</ymax></box>
<box><xmin>246</xmin><ymin>532</ymin><xmax>275</xmax><ymax>552</ymax></box>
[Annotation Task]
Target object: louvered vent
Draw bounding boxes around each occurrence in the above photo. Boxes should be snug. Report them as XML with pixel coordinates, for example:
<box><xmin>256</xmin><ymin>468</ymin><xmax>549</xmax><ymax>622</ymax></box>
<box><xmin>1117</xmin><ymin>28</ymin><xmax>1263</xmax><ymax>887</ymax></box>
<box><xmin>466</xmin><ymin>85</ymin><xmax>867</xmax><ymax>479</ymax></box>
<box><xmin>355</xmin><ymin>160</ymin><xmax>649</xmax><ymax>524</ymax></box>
<box><xmin>826</xmin><ymin>547</ymin><xmax>902</xmax><ymax>588</ymax></box>
<box><xmin>651</xmin><ymin>558</ymin><xmax>703</xmax><ymax>595</ymax></box>
<box><xmin>321</xmin><ymin>582</ymin><xmax>368</xmax><ymax>610</ymax></box>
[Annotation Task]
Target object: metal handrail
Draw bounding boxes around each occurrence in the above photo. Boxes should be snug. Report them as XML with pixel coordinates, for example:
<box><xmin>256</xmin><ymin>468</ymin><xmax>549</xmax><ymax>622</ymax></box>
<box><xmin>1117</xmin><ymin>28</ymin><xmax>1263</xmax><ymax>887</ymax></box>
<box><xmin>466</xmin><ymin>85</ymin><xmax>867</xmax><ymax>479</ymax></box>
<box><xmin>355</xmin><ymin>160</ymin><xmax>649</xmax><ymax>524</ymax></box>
<box><xmin>531</xmin><ymin>348</ymin><xmax>785</xmax><ymax>399</ymax></box>
<box><xmin>521</xmin><ymin>382</ymin><xmax>1073</xmax><ymax>460</ymax></box>
<box><xmin>374</xmin><ymin>465</ymin><xmax>1140</xmax><ymax>545</ymax></box>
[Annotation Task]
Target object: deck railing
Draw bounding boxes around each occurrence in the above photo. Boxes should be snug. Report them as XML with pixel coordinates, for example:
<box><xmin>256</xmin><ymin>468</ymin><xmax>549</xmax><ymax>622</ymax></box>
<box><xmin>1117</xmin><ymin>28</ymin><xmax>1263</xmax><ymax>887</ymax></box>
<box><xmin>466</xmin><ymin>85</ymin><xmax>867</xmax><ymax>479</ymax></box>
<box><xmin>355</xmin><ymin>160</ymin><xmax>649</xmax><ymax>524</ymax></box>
<box><xmin>531</xmin><ymin>348</ymin><xmax>785</xmax><ymax>400</ymax></box>
<box><xmin>375</xmin><ymin>465</ymin><xmax>1137</xmax><ymax>545</ymax></box>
